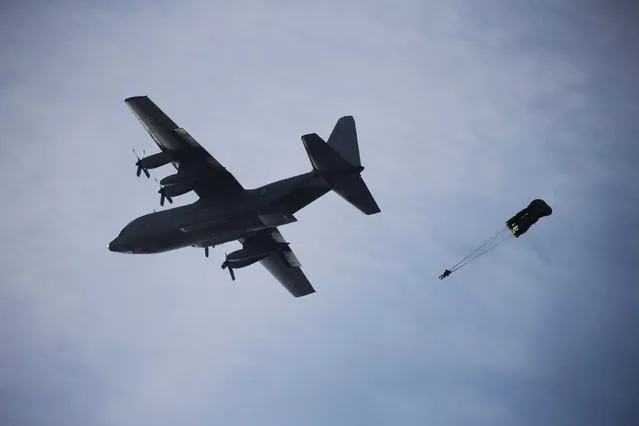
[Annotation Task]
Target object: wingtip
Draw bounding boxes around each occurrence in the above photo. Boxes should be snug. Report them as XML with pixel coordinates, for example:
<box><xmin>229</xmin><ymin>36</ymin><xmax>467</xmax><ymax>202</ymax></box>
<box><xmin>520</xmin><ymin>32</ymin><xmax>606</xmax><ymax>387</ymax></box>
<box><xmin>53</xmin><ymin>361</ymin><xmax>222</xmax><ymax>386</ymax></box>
<box><xmin>124</xmin><ymin>95</ymin><xmax>149</xmax><ymax>103</ymax></box>
<box><xmin>301</xmin><ymin>132</ymin><xmax>319</xmax><ymax>140</ymax></box>
<box><xmin>363</xmin><ymin>206</ymin><xmax>381</xmax><ymax>215</ymax></box>
<box><xmin>294</xmin><ymin>288</ymin><xmax>316</xmax><ymax>297</ymax></box>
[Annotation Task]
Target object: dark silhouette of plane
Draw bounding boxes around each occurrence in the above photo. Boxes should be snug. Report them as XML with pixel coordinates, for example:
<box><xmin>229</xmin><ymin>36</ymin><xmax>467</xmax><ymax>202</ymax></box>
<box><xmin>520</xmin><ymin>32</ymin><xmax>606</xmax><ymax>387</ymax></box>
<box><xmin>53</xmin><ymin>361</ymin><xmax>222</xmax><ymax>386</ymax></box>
<box><xmin>109</xmin><ymin>96</ymin><xmax>380</xmax><ymax>297</ymax></box>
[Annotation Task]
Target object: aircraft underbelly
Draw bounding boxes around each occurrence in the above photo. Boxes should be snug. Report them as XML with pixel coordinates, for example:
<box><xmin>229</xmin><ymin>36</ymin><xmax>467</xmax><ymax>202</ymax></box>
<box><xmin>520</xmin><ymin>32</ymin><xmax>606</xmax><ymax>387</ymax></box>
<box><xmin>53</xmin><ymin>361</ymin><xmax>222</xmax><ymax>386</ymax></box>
<box><xmin>163</xmin><ymin>211</ymin><xmax>295</xmax><ymax>251</ymax></box>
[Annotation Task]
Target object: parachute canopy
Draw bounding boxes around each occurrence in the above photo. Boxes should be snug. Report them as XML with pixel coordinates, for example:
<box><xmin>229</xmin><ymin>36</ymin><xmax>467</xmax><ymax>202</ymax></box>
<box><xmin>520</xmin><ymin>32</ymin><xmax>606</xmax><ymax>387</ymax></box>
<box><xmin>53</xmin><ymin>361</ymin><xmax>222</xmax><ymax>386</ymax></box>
<box><xmin>506</xmin><ymin>199</ymin><xmax>552</xmax><ymax>237</ymax></box>
<box><xmin>439</xmin><ymin>198</ymin><xmax>552</xmax><ymax>279</ymax></box>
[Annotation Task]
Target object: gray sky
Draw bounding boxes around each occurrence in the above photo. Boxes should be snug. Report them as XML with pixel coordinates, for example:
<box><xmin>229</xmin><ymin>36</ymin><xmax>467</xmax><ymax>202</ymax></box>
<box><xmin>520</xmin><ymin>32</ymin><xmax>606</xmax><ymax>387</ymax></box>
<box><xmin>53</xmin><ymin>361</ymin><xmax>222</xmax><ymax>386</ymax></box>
<box><xmin>1</xmin><ymin>1</ymin><xmax>638</xmax><ymax>425</ymax></box>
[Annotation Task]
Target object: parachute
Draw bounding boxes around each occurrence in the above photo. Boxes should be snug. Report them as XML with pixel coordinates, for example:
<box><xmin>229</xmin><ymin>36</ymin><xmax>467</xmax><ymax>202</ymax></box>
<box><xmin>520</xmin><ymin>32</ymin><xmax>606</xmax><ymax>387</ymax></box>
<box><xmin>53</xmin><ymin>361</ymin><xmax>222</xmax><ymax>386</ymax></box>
<box><xmin>505</xmin><ymin>199</ymin><xmax>552</xmax><ymax>237</ymax></box>
<box><xmin>439</xmin><ymin>199</ymin><xmax>552</xmax><ymax>279</ymax></box>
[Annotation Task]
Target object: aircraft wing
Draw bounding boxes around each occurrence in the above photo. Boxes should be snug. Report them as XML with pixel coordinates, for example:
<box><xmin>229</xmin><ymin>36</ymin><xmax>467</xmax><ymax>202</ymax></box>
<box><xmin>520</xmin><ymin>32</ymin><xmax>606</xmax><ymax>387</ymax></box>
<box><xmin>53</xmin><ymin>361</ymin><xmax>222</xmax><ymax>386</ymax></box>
<box><xmin>124</xmin><ymin>96</ymin><xmax>244</xmax><ymax>201</ymax></box>
<box><xmin>249</xmin><ymin>228</ymin><xmax>316</xmax><ymax>297</ymax></box>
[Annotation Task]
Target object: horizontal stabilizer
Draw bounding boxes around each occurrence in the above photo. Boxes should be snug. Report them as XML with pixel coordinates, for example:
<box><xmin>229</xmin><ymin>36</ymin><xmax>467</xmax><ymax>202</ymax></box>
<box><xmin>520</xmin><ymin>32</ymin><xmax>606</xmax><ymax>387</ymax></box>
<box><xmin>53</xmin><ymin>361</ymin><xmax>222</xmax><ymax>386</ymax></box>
<box><xmin>301</xmin><ymin>133</ymin><xmax>354</xmax><ymax>173</ymax></box>
<box><xmin>333</xmin><ymin>175</ymin><xmax>381</xmax><ymax>215</ymax></box>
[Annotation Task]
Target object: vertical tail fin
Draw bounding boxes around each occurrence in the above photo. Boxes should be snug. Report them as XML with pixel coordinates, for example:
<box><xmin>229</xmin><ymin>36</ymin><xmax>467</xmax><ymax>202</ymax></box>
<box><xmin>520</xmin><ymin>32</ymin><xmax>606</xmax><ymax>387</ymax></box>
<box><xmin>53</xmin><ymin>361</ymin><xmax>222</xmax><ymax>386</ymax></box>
<box><xmin>327</xmin><ymin>116</ymin><xmax>361</xmax><ymax>166</ymax></box>
<box><xmin>301</xmin><ymin>116</ymin><xmax>380</xmax><ymax>215</ymax></box>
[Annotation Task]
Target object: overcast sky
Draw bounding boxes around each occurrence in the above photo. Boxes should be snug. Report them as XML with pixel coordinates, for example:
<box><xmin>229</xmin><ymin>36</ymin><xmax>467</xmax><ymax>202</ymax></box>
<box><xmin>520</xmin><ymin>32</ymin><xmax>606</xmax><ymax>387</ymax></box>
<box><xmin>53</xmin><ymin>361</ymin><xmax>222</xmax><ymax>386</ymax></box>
<box><xmin>1</xmin><ymin>1</ymin><xmax>638</xmax><ymax>425</ymax></box>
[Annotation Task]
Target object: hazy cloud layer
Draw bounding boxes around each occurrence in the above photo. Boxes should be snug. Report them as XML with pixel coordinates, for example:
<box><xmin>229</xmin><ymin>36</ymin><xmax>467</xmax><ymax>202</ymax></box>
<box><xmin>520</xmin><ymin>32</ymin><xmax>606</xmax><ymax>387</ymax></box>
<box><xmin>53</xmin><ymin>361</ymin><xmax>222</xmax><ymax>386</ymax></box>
<box><xmin>1</xmin><ymin>1</ymin><xmax>638</xmax><ymax>425</ymax></box>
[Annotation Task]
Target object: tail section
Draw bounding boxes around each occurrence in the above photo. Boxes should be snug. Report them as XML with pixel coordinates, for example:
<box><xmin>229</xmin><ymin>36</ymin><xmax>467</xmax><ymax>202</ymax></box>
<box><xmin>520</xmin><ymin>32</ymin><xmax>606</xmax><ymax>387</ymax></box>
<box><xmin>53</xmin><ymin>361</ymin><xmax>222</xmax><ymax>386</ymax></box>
<box><xmin>301</xmin><ymin>116</ymin><xmax>380</xmax><ymax>215</ymax></box>
<box><xmin>327</xmin><ymin>116</ymin><xmax>360</xmax><ymax>166</ymax></box>
<box><xmin>332</xmin><ymin>175</ymin><xmax>381</xmax><ymax>215</ymax></box>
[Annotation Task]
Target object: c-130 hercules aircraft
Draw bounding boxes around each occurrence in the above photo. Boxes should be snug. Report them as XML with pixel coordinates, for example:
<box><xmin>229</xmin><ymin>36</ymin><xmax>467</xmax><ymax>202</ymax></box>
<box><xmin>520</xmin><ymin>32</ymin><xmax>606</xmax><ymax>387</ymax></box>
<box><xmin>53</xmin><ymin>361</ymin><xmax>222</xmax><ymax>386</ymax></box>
<box><xmin>109</xmin><ymin>96</ymin><xmax>381</xmax><ymax>297</ymax></box>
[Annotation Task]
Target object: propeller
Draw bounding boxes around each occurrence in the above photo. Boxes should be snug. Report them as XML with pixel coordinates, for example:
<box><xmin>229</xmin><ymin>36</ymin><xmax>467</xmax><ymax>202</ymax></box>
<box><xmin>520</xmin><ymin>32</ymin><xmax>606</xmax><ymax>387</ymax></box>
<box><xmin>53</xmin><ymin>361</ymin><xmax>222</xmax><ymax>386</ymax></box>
<box><xmin>132</xmin><ymin>148</ymin><xmax>150</xmax><ymax>178</ymax></box>
<box><xmin>221</xmin><ymin>253</ymin><xmax>236</xmax><ymax>281</ymax></box>
<box><xmin>154</xmin><ymin>178</ymin><xmax>173</xmax><ymax>206</ymax></box>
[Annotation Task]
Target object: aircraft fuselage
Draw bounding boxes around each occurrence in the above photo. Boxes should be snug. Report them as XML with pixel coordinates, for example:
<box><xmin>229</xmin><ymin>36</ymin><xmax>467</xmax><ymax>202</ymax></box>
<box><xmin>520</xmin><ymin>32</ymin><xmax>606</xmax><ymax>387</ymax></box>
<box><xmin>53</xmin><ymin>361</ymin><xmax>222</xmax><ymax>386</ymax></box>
<box><xmin>108</xmin><ymin>171</ymin><xmax>331</xmax><ymax>254</ymax></box>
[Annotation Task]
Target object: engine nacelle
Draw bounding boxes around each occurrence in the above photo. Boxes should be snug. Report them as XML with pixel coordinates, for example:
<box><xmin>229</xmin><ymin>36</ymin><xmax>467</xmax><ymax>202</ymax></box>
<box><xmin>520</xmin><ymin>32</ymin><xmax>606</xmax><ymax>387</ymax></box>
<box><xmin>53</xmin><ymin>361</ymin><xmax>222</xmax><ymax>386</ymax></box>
<box><xmin>160</xmin><ymin>182</ymin><xmax>195</xmax><ymax>198</ymax></box>
<box><xmin>224</xmin><ymin>242</ymin><xmax>289</xmax><ymax>269</ymax></box>
<box><xmin>160</xmin><ymin>173</ymin><xmax>196</xmax><ymax>186</ymax></box>
<box><xmin>137</xmin><ymin>152</ymin><xmax>173</xmax><ymax>169</ymax></box>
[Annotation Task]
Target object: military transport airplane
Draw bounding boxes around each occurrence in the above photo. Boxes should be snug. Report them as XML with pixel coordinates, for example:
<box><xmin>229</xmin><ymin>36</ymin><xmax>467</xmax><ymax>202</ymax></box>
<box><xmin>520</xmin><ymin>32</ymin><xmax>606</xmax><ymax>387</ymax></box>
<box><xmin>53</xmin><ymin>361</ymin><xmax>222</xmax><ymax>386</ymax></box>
<box><xmin>108</xmin><ymin>96</ymin><xmax>380</xmax><ymax>297</ymax></box>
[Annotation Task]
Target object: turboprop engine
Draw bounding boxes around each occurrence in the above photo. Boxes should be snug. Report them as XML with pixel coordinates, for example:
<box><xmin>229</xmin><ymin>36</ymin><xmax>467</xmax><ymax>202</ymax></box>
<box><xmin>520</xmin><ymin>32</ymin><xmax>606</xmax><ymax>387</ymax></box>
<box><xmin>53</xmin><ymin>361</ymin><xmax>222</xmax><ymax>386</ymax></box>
<box><xmin>160</xmin><ymin>173</ymin><xmax>194</xmax><ymax>186</ymax></box>
<box><xmin>158</xmin><ymin>182</ymin><xmax>196</xmax><ymax>206</ymax></box>
<box><xmin>221</xmin><ymin>241</ymin><xmax>290</xmax><ymax>281</ymax></box>
<box><xmin>156</xmin><ymin>173</ymin><xmax>198</xmax><ymax>206</ymax></box>
<box><xmin>133</xmin><ymin>150</ymin><xmax>173</xmax><ymax>178</ymax></box>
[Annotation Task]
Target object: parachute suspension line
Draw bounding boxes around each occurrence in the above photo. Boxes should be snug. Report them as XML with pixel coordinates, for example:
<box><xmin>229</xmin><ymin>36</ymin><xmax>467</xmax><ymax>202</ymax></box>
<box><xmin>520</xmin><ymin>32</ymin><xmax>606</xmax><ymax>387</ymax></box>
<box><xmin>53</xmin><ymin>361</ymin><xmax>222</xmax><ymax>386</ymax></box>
<box><xmin>453</xmin><ymin>233</ymin><xmax>511</xmax><ymax>271</ymax></box>
<box><xmin>449</xmin><ymin>227</ymin><xmax>508</xmax><ymax>271</ymax></box>
<box><xmin>450</xmin><ymin>231</ymin><xmax>512</xmax><ymax>272</ymax></box>
<box><xmin>452</xmin><ymin>231</ymin><xmax>511</xmax><ymax>271</ymax></box>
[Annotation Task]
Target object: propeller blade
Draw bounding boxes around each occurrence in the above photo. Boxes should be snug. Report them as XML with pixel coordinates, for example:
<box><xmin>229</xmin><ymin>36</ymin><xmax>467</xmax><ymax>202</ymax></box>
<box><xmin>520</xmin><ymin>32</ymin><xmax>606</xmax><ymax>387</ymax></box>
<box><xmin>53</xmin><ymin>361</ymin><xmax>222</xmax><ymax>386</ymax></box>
<box><xmin>133</xmin><ymin>149</ymin><xmax>150</xmax><ymax>178</ymax></box>
<box><xmin>157</xmin><ymin>181</ymin><xmax>172</xmax><ymax>206</ymax></box>
<box><xmin>221</xmin><ymin>254</ymin><xmax>236</xmax><ymax>281</ymax></box>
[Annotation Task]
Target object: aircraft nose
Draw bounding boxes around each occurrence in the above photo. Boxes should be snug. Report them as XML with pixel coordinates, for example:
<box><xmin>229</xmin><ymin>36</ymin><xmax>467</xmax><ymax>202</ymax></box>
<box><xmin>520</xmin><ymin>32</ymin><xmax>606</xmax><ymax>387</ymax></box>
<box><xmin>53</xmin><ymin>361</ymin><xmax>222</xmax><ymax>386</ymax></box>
<box><xmin>108</xmin><ymin>237</ymin><xmax>122</xmax><ymax>252</ymax></box>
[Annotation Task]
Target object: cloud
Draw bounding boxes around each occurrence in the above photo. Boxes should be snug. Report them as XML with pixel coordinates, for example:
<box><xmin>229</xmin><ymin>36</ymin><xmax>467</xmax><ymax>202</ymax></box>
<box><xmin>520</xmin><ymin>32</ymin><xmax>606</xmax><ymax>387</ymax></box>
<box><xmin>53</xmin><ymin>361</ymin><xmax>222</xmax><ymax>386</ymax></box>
<box><xmin>1</xmin><ymin>1</ymin><xmax>638</xmax><ymax>425</ymax></box>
